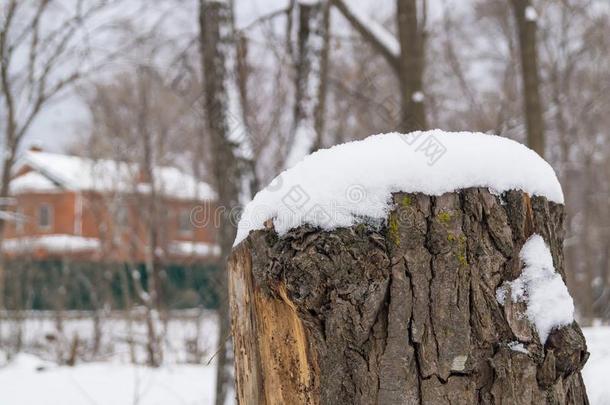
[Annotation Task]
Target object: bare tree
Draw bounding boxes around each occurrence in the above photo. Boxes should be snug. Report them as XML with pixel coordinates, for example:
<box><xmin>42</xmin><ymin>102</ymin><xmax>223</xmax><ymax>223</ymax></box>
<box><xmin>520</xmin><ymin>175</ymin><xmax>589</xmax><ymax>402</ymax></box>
<box><xmin>331</xmin><ymin>0</ymin><xmax>427</xmax><ymax>131</ymax></box>
<box><xmin>0</xmin><ymin>0</ymin><xmax>126</xmax><ymax>308</ymax></box>
<box><xmin>285</xmin><ymin>0</ymin><xmax>331</xmax><ymax>167</ymax></box>
<box><xmin>396</xmin><ymin>0</ymin><xmax>427</xmax><ymax>130</ymax></box>
<box><xmin>84</xmin><ymin>64</ymin><xmax>198</xmax><ymax>365</ymax></box>
<box><xmin>199</xmin><ymin>1</ymin><xmax>256</xmax><ymax>403</ymax></box>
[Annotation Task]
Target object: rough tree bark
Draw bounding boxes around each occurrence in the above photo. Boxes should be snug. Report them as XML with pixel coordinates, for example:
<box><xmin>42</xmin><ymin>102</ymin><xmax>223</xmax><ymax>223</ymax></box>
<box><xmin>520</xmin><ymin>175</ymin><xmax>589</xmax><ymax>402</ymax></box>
<box><xmin>511</xmin><ymin>0</ymin><xmax>545</xmax><ymax>157</ymax></box>
<box><xmin>229</xmin><ymin>188</ymin><xmax>589</xmax><ymax>404</ymax></box>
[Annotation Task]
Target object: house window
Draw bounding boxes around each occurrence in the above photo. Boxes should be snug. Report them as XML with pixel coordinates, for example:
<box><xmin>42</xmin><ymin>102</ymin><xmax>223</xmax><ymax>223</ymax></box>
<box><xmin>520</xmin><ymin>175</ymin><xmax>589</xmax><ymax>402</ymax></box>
<box><xmin>178</xmin><ymin>209</ymin><xmax>192</xmax><ymax>236</ymax></box>
<box><xmin>38</xmin><ymin>203</ymin><xmax>53</xmax><ymax>230</ymax></box>
<box><xmin>16</xmin><ymin>207</ymin><xmax>24</xmax><ymax>234</ymax></box>
<box><xmin>115</xmin><ymin>205</ymin><xmax>129</xmax><ymax>228</ymax></box>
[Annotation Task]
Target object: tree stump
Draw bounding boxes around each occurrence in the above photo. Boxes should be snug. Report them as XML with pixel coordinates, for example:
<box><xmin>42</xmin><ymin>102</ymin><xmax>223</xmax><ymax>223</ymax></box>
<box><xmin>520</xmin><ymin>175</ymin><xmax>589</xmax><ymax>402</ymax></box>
<box><xmin>229</xmin><ymin>188</ymin><xmax>589</xmax><ymax>404</ymax></box>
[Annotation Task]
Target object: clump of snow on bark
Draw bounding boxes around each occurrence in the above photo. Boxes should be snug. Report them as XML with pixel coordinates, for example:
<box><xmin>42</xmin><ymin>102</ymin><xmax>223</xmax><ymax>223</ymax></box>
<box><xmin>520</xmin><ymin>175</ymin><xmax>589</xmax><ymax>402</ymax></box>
<box><xmin>497</xmin><ymin>234</ymin><xmax>574</xmax><ymax>344</ymax></box>
<box><xmin>525</xmin><ymin>6</ymin><xmax>538</xmax><ymax>21</ymax></box>
<box><xmin>235</xmin><ymin>130</ymin><xmax>564</xmax><ymax>245</ymax></box>
<box><xmin>508</xmin><ymin>341</ymin><xmax>529</xmax><ymax>354</ymax></box>
<box><xmin>411</xmin><ymin>91</ymin><xmax>425</xmax><ymax>103</ymax></box>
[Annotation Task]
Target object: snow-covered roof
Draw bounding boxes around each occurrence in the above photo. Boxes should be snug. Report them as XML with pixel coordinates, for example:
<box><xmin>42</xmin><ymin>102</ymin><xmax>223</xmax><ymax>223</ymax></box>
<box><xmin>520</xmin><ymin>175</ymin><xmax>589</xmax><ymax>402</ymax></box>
<box><xmin>2</xmin><ymin>235</ymin><xmax>101</xmax><ymax>254</ymax></box>
<box><xmin>235</xmin><ymin>130</ymin><xmax>564</xmax><ymax>245</ymax></box>
<box><xmin>10</xmin><ymin>171</ymin><xmax>60</xmax><ymax>194</ymax></box>
<box><xmin>168</xmin><ymin>241</ymin><xmax>221</xmax><ymax>258</ymax></box>
<box><xmin>11</xmin><ymin>150</ymin><xmax>216</xmax><ymax>201</ymax></box>
<box><xmin>2</xmin><ymin>235</ymin><xmax>221</xmax><ymax>258</ymax></box>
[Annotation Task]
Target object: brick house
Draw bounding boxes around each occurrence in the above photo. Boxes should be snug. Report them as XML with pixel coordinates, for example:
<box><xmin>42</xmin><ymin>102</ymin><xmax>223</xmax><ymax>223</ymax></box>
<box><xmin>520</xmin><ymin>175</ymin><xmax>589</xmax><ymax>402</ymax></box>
<box><xmin>3</xmin><ymin>147</ymin><xmax>219</xmax><ymax>264</ymax></box>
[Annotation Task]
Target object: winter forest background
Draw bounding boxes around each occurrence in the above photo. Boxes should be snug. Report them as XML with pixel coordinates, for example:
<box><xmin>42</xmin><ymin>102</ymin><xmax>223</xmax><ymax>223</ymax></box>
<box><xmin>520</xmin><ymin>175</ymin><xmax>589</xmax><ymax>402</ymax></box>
<box><xmin>1</xmin><ymin>0</ymin><xmax>609</xmax><ymax>404</ymax></box>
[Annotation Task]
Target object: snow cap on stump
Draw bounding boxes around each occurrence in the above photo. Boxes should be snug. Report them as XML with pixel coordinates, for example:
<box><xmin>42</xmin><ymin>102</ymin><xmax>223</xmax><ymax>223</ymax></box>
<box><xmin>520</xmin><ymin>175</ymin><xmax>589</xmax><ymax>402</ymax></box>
<box><xmin>235</xmin><ymin>130</ymin><xmax>563</xmax><ymax>245</ymax></box>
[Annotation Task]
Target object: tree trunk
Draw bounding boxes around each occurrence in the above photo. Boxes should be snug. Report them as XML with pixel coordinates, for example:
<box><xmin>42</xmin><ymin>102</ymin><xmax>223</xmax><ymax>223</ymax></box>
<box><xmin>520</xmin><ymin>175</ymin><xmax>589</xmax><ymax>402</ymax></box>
<box><xmin>199</xmin><ymin>1</ymin><xmax>247</xmax><ymax>404</ymax></box>
<box><xmin>396</xmin><ymin>0</ymin><xmax>427</xmax><ymax>132</ymax></box>
<box><xmin>511</xmin><ymin>0</ymin><xmax>545</xmax><ymax>157</ymax></box>
<box><xmin>286</xmin><ymin>0</ymin><xmax>330</xmax><ymax>167</ymax></box>
<box><xmin>331</xmin><ymin>0</ymin><xmax>427</xmax><ymax>133</ymax></box>
<box><xmin>229</xmin><ymin>188</ymin><xmax>589</xmax><ymax>404</ymax></box>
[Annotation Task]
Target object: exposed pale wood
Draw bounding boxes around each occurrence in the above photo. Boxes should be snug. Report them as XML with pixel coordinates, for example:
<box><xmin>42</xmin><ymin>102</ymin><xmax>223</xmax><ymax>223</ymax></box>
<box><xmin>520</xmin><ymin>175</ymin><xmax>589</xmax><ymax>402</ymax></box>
<box><xmin>228</xmin><ymin>243</ymin><xmax>262</xmax><ymax>404</ymax></box>
<box><xmin>229</xmin><ymin>242</ymin><xmax>319</xmax><ymax>405</ymax></box>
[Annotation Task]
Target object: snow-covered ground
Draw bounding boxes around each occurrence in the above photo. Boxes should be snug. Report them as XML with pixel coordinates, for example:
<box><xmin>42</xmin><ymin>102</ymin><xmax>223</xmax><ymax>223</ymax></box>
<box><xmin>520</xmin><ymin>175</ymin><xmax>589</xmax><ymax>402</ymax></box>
<box><xmin>0</xmin><ymin>354</ymin><xmax>216</xmax><ymax>405</ymax></box>
<box><xmin>0</xmin><ymin>310</ymin><xmax>222</xmax><ymax>404</ymax></box>
<box><xmin>582</xmin><ymin>326</ymin><xmax>610</xmax><ymax>405</ymax></box>
<box><xmin>0</xmin><ymin>310</ymin><xmax>218</xmax><ymax>365</ymax></box>
<box><xmin>0</xmin><ymin>317</ymin><xmax>609</xmax><ymax>404</ymax></box>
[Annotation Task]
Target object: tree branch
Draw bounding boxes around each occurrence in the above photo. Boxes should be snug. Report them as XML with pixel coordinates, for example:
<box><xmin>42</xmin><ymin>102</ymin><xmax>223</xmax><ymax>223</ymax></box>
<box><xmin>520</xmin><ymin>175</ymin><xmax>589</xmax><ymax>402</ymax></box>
<box><xmin>331</xmin><ymin>0</ymin><xmax>400</xmax><ymax>73</ymax></box>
